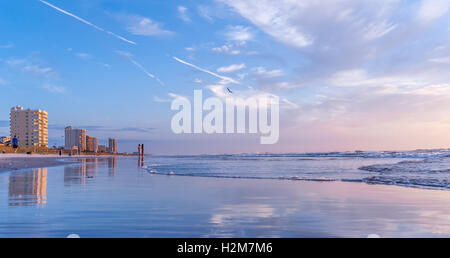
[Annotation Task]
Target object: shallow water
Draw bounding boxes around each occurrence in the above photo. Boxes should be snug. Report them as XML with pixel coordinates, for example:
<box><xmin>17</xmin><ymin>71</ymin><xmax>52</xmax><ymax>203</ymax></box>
<box><xmin>147</xmin><ymin>150</ymin><xmax>450</xmax><ymax>189</ymax></box>
<box><xmin>1</xmin><ymin>156</ymin><xmax>450</xmax><ymax>237</ymax></box>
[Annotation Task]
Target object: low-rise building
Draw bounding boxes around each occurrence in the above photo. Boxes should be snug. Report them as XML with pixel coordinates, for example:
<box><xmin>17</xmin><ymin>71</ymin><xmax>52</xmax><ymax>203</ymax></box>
<box><xmin>98</xmin><ymin>145</ymin><xmax>108</xmax><ymax>153</ymax></box>
<box><xmin>0</xmin><ymin>136</ymin><xmax>10</xmax><ymax>144</ymax></box>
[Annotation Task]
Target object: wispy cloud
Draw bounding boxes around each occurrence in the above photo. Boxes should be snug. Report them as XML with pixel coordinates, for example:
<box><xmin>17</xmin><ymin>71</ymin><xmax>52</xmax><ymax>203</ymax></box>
<box><xmin>362</xmin><ymin>21</ymin><xmax>397</xmax><ymax>41</ymax></box>
<box><xmin>253</xmin><ymin>67</ymin><xmax>283</xmax><ymax>78</ymax></box>
<box><xmin>49</xmin><ymin>124</ymin><xmax>155</xmax><ymax>134</ymax></box>
<box><xmin>6</xmin><ymin>58</ymin><xmax>26</xmax><ymax>66</ymax></box>
<box><xmin>219</xmin><ymin>0</ymin><xmax>313</xmax><ymax>48</ymax></box>
<box><xmin>168</xmin><ymin>92</ymin><xmax>191</xmax><ymax>101</ymax></box>
<box><xmin>219</xmin><ymin>0</ymin><xmax>404</xmax><ymax>49</ymax></box>
<box><xmin>7</xmin><ymin>58</ymin><xmax>56</xmax><ymax>78</ymax></box>
<box><xmin>0</xmin><ymin>43</ymin><xmax>13</xmax><ymax>49</ymax></box>
<box><xmin>224</xmin><ymin>25</ymin><xmax>254</xmax><ymax>42</ymax></box>
<box><xmin>153</xmin><ymin>95</ymin><xmax>170</xmax><ymax>103</ymax></box>
<box><xmin>212</xmin><ymin>43</ymin><xmax>241</xmax><ymax>55</ymax></box>
<box><xmin>173</xmin><ymin>56</ymin><xmax>240</xmax><ymax>84</ymax></box>
<box><xmin>119</xmin><ymin>14</ymin><xmax>174</xmax><ymax>37</ymax></box>
<box><xmin>417</xmin><ymin>0</ymin><xmax>450</xmax><ymax>24</ymax></box>
<box><xmin>217</xmin><ymin>63</ymin><xmax>246</xmax><ymax>73</ymax></box>
<box><xmin>75</xmin><ymin>52</ymin><xmax>92</xmax><ymax>60</ymax></box>
<box><xmin>116</xmin><ymin>51</ymin><xmax>164</xmax><ymax>85</ymax></box>
<box><xmin>23</xmin><ymin>65</ymin><xmax>53</xmax><ymax>76</ymax></box>
<box><xmin>38</xmin><ymin>0</ymin><xmax>136</xmax><ymax>45</ymax></box>
<box><xmin>198</xmin><ymin>5</ymin><xmax>214</xmax><ymax>22</ymax></box>
<box><xmin>178</xmin><ymin>6</ymin><xmax>191</xmax><ymax>22</ymax></box>
<box><xmin>429</xmin><ymin>56</ymin><xmax>450</xmax><ymax>64</ymax></box>
<box><xmin>118</xmin><ymin>127</ymin><xmax>156</xmax><ymax>133</ymax></box>
<box><xmin>153</xmin><ymin>92</ymin><xmax>190</xmax><ymax>103</ymax></box>
<box><xmin>43</xmin><ymin>83</ymin><xmax>67</xmax><ymax>93</ymax></box>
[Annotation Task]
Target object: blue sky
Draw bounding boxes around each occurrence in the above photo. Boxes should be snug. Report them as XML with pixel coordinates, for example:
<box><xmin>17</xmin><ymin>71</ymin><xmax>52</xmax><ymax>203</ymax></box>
<box><xmin>1</xmin><ymin>0</ymin><xmax>450</xmax><ymax>154</ymax></box>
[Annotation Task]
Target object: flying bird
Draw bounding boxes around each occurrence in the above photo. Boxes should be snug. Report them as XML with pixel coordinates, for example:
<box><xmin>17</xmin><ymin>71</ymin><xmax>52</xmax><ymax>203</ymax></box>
<box><xmin>227</xmin><ymin>87</ymin><xmax>233</xmax><ymax>94</ymax></box>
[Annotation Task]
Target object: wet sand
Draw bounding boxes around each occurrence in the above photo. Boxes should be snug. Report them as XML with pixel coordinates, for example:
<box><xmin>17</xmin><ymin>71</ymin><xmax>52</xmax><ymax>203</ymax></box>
<box><xmin>0</xmin><ymin>155</ymin><xmax>75</xmax><ymax>172</ymax></box>
<box><xmin>0</xmin><ymin>154</ymin><xmax>118</xmax><ymax>173</ymax></box>
<box><xmin>1</xmin><ymin>157</ymin><xmax>450</xmax><ymax>238</ymax></box>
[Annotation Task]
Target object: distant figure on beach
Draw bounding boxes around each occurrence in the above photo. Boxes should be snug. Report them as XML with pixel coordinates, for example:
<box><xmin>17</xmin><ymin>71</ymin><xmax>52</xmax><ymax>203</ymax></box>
<box><xmin>12</xmin><ymin>135</ymin><xmax>19</xmax><ymax>153</ymax></box>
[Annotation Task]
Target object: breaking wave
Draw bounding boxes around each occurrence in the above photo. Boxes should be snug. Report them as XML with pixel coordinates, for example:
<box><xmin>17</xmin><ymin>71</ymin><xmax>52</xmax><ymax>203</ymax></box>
<box><xmin>144</xmin><ymin>149</ymin><xmax>450</xmax><ymax>190</ymax></box>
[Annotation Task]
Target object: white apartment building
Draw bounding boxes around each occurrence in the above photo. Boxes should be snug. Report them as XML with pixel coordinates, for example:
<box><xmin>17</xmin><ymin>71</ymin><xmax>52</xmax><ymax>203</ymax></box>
<box><xmin>10</xmin><ymin>106</ymin><xmax>48</xmax><ymax>148</ymax></box>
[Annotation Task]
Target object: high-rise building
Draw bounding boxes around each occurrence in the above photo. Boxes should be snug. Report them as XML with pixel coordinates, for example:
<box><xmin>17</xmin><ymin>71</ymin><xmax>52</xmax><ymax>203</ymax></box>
<box><xmin>86</xmin><ymin>135</ymin><xmax>98</xmax><ymax>152</ymax></box>
<box><xmin>10</xmin><ymin>106</ymin><xmax>48</xmax><ymax>148</ymax></box>
<box><xmin>65</xmin><ymin>126</ymin><xmax>86</xmax><ymax>151</ymax></box>
<box><xmin>108</xmin><ymin>138</ymin><xmax>117</xmax><ymax>154</ymax></box>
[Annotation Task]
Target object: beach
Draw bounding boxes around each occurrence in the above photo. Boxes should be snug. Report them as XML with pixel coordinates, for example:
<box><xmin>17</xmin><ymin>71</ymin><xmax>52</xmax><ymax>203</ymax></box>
<box><xmin>0</xmin><ymin>154</ymin><xmax>74</xmax><ymax>173</ymax></box>
<box><xmin>1</xmin><ymin>155</ymin><xmax>450</xmax><ymax>238</ymax></box>
<box><xmin>0</xmin><ymin>154</ymin><xmax>104</xmax><ymax>173</ymax></box>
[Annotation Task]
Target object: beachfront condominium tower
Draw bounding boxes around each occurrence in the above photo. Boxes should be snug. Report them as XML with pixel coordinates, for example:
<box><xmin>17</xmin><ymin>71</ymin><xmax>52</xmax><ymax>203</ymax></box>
<box><xmin>10</xmin><ymin>106</ymin><xmax>48</xmax><ymax>148</ymax></box>
<box><xmin>108</xmin><ymin>138</ymin><xmax>117</xmax><ymax>154</ymax></box>
<box><xmin>86</xmin><ymin>135</ymin><xmax>99</xmax><ymax>153</ymax></box>
<box><xmin>65</xmin><ymin>126</ymin><xmax>86</xmax><ymax>151</ymax></box>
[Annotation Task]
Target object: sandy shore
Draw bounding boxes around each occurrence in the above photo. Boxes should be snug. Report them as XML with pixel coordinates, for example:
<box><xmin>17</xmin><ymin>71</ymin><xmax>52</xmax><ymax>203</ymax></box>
<box><xmin>0</xmin><ymin>154</ymin><xmax>87</xmax><ymax>172</ymax></box>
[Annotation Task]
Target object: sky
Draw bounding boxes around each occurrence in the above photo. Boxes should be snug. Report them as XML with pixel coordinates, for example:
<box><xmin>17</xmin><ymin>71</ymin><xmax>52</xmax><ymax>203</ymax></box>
<box><xmin>1</xmin><ymin>0</ymin><xmax>450</xmax><ymax>154</ymax></box>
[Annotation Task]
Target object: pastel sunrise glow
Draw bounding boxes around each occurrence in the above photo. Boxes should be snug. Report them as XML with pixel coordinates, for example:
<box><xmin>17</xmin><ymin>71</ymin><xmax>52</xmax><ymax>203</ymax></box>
<box><xmin>1</xmin><ymin>0</ymin><xmax>450</xmax><ymax>154</ymax></box>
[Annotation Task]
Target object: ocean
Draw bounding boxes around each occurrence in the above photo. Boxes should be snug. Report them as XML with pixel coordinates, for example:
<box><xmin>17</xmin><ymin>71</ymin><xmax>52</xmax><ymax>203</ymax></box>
<box><xmin>1</xmin><ymin>153</ymin><xmax>450</xmax><ymax>237</ymax></box>
<box><xmin>145</xmin><ymin>149</ymin><xmax>450</xmax><ymax>190</ymax></box>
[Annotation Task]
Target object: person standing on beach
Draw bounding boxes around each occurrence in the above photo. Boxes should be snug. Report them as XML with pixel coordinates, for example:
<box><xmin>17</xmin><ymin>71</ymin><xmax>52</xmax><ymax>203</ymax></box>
<box><xmin>12</xmin><ymin>135</ymin><xmax>19</xmax><ymax>153</ymax></box>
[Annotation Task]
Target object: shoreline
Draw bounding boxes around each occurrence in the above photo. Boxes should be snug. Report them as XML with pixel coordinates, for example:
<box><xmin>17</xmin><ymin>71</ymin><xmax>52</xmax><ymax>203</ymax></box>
<box><xmin>2</xmin><ymin>154</ymin><xmax>448</xmax><ymax>191</ymax></box>
<box><xmin>0</xmin><ymin>154</ymin><xmax>87</xmax><ymax>173</ymax></box>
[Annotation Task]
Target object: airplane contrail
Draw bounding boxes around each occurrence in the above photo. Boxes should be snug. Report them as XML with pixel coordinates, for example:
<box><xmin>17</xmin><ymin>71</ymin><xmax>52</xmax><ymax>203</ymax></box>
<box><xmin>116</xmin><ymin>51</ymin><xmax>164</xmax><ymax>86</ymax></box>
<box><xmin>172</xmin><ymin>56</ymin><xmax>240</xmax><ymax>85</ymax></box>
<box><xmin>38</xmin><ymin>0</ymin><xmax>136</xmax><ymax>45</ymax></box>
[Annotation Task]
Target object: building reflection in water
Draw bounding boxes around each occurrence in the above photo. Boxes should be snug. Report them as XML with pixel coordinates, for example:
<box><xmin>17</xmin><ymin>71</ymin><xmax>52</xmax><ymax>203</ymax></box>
<box><xmin>85</xmin><ymin>158</ymin><xmax>98</xmax><ymax>178</ymax></box>
<box><xmin>64</xmin><ymin>158</ymin><xmax>116</xmax><ymax>186</ymax></box>
<box><xmin>64</xmin><ymin>159</ymin><xmax>88</xmax><ymax>186</ymax></box>
<box><xmin>108</xmin><ymin>157</ymin><xmax>117</xmax><ymax>177</ymax></box>
<box><xmin>9</xmin><ymin>168</ymin><xmax>48</xmax><ymax>207</ymax></box>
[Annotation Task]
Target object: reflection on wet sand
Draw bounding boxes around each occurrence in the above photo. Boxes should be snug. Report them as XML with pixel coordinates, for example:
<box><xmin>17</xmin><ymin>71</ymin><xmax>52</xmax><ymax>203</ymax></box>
<box><xmin>108</xmin><ymin>157</ymin><xmax>117</xmax><ymax>176</ymax></box>
<box><xmin>138</xmin><ymin>154</ymin><xmax>144</xmax><ymax>168</ymax></box>
<box><xmin>64</xmin><ymin>159</ymin><xmax>87</xmax><ymax>185</ymax></box>
<box><xmin>64</xmin><ymin>158</ymin><xmax>117</xmax><ymax>185</ymax></box>
<box><xmin>9</xmin><ymin>168</ymin><xmax>47</xmax><ymax>207</ymax></box>
<box><xmin>2</xmin><ymin>157</ymin><xmax>450</xmax><ymax>237</ymax></box>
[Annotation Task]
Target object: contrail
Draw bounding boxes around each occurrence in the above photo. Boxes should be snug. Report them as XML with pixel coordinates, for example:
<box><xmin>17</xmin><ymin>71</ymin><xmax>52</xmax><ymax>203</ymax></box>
<box><xmin>38</xmin><ymin>0</ymin><xmax>136</xmax><ymax>45</ymax></box>
<box><xmin>130</xmin><ymin>59</ymin><xmax>155</xmax><ymax>79</ymax></box>
<box><xmin>172</xmin><ymin>56</ymin><xmax>240</xmax><ymax>85</ymax></box>
<box><xmin>116</xmin><ymin>51</ymin><xmax>164</xmax><ymax>86</ymax></box>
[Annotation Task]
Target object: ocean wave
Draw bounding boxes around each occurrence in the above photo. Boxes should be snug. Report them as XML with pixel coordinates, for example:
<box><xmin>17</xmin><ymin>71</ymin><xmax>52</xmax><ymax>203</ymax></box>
<box><xmin>363</xmin><ymin>176</ymin><xmax>450</xmax><ymax>189</ymax></box>
<box><xmin>158</xmin><ymin>149</ymin><xmax>450</xmax><ymax>160</ymax></box>
<box><xmin>142</xmin><ymin>167</ymin><xmax>340</xmax><ymax>182</ymax></box>
<box><xmin>359</xmin><ymin>157</ymin><xmax>450</xmax><ymax>189</ymax></box>
<box><xmin>143</xmin><ymin>165</ymin><xmax>450</xmax><ymax>190</ymax></box>
<box><xmin>142</xmin><ymin>152</ymin><xmax>450</xmax><ymax>190</ymax></box>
